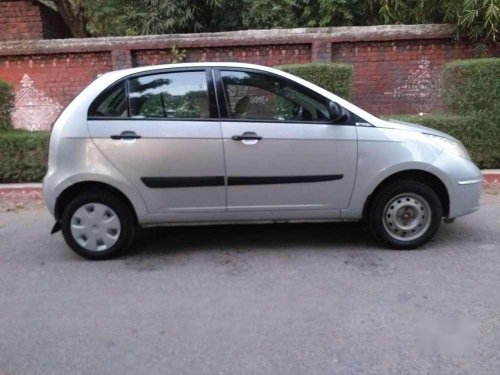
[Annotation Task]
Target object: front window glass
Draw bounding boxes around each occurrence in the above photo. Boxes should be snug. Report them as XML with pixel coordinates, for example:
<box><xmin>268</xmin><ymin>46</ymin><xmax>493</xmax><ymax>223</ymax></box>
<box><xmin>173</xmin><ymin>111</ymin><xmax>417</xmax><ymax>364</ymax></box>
<box><xmin>129</xmin><ymin>71</ymin><xmax>209</xmax><ymax>119</ymax></box>
<box><xmin>220</xmin><ymin>70</ymin><xmax>330</xmax><ymax>122</ymax></box>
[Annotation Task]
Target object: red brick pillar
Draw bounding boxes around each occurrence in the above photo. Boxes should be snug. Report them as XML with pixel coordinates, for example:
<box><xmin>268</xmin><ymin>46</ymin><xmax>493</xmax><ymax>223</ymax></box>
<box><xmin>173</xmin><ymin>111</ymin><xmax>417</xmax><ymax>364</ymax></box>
<box><xmin>111</xmin><ymin>48</ymin><xmax>132</xmax><ymax>70</ymax></box>
<box><xmin>0</xmin><ymin>0</ymin><xmax>43</xmax><ymax>41</ymax></box>
<box><xmin>311</xmin><ymin>40</ymin><xmax>332</xmax><ymax>63</ymax></box>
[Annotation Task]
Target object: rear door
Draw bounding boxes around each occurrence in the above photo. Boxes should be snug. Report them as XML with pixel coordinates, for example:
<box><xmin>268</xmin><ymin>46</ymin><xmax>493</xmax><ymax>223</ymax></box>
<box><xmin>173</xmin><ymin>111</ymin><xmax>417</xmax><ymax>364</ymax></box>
<box><xmin>215</xmin><ymin>68</ymin><xmax>357</xmax><ymax>213</ymax></box>
<box><xmin>87</xmin><ymin>68</ymin><xmax>226</xmax><ymax>214</ymax></box>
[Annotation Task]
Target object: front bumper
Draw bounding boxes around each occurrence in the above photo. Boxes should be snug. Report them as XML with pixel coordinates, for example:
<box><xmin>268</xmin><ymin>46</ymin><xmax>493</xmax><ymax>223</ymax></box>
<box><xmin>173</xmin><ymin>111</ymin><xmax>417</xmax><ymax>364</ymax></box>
<box><xmin>431</xmin><ymin>152</ymin><xmax>482</xmax><ymax>219</ymax></box>
<box><xmin>450</xmin><ymin>178</ymin><xmax>482</xmax><ymax>217</ymax></box>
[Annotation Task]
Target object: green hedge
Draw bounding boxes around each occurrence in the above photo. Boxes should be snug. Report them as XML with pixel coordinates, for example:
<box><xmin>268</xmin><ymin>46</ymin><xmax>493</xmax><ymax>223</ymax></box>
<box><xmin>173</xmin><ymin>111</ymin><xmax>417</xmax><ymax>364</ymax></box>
<box><xmin>390</xmin><ymin>58</ymin><xmax>500</xmax><ymax>169</ymax></box>
<box><xmin>0</xmin><ymin>80</ymin><xmax>14</xmax><ymax>130</ymax></box>
<box><xmin>388</xmin><ymin>113</ymin><xmax>500</xmax><ymax>169</ymax></box>
<box><xmin>0</xmin><ymin>130</ymin><xmax>49</xmax><ymax>183</ymax></box>
<box><xmin>277</xmin><ymin>63</ymin><xmax>353</xmax><ymax>99</ymax></box>
<box><xmin>443</xmin><ymin>58</ymin><xmax>500</xmax><ymax>116</ymax></box>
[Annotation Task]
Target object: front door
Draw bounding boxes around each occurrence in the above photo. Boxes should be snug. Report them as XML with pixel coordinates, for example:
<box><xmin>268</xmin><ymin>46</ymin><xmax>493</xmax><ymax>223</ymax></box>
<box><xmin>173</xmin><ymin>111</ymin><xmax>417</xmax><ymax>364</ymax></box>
<box><xmin>87</xmin><ymin>69</ymin><xmax>226</xmax><ymax>214</ymax></box>
<box><xmin>215</xmin><ymin>68</ymin><xmax>357</xmax><ymax>213</ymax></box>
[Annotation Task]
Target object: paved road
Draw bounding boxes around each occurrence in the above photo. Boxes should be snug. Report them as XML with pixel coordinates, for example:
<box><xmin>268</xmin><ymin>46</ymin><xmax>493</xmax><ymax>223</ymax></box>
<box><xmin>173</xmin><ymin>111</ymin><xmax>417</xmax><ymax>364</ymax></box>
<box><xmin>1</xmin><ymin>193</ymin><xmax>499</xmax><ymax>375</ymax></box>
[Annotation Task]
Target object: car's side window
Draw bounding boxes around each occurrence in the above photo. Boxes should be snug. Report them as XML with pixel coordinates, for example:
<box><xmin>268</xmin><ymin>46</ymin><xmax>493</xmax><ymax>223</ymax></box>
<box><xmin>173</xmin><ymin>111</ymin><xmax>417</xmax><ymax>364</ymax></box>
<box><xmin>90</xmin><ymin>82</ymin><xmax>128</xmax><ymax>118</ymax></box>
<box><xmin>128</xmin><ymin>71</ymin><xmax>210</xmax><ymax>119</ymax></box>
<box><xmin>220</xmin><ymin>70</ymin><xmax>331</xmax><ymax>122</ymax></box>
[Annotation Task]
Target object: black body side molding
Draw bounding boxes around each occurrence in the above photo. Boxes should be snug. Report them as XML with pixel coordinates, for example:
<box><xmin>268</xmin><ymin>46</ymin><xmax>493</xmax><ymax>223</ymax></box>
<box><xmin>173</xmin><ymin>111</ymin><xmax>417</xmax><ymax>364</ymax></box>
<box><xmin>141</xmin><ymin>175</ymin><xmax>343</xmax><ymax>188</ymax></box>
<box><xmin>228</xmin><ymin>175</ymin><xmax>343</xmax><ymax>186</ymax></box>
<box><xmin>141</xmin><ymin>176</ymin><xmax>225</xmax><ymax>188</ymax></box>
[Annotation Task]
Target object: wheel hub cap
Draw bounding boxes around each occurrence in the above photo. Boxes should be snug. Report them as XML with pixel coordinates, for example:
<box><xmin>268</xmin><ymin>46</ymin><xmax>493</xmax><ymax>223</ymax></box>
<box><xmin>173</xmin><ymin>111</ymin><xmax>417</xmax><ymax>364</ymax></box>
<box><xmin>383</xmin><ymin>193</ymin><xmax>431</xmax><ymax>241</ymax></box>
<box><xmin>70</xmin><ymin>203</ymin><xmax>121</xmax><ymax>252</ymax></box>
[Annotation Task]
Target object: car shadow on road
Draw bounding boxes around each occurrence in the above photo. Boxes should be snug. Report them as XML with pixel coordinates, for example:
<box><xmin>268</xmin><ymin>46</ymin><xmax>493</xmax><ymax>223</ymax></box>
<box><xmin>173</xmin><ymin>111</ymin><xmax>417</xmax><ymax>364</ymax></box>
<box><xmin>129</xmin><ymin>221</ymin><xmax>377</xmax><ymax>258</ymax></box>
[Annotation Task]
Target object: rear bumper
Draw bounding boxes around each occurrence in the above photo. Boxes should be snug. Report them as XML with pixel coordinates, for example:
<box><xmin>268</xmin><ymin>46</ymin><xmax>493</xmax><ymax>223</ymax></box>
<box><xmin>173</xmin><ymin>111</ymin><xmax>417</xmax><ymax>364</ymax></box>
<box><xmin>42</xmin><ymin>173</ymin><xmax>56</xmax><ymax>218</ymax></box>
<box><xmin>43</xmin><ymin>169</ymin><xmax>73</xmax><ymax>219</ymax></box>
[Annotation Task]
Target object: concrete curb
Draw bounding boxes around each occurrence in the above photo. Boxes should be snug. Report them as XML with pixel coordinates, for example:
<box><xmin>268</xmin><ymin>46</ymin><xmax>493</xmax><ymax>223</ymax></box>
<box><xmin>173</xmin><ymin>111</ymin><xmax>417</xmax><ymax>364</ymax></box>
<box><xmin>483</xmin><ymin>170</ymin><xmax>500</xmax><ymax>190</ymax></box>
<box><xmin>1</xmin><ymin>170</ymin><xmax>499</xmax><ymax>203</ymax></box>
<box><xmin>0</xmin><ymin>183</ymin><xmax>43</xmax><ymax>201</ymax></box>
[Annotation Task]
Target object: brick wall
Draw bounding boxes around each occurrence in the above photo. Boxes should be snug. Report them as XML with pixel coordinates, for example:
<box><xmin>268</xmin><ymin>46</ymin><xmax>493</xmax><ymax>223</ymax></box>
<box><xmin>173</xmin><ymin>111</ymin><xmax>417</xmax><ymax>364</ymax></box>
<box><xmin>0</xmin><ymin>24</ymin><xmax>498</xmax><ymax>130</ymax></box>
<box><xmin>332</xmin><ymin>39</ymin><xmax>479</xmax><ymax>114</ymax></box>
<box><xmin>0</xmin><ymin>52</ymin><xmax>112</xmax><ymax>103</ymax></box>
<box><xmin>0</xmin><ymin>52</ymin><xmax>112</xmax><ymax>131</ymax></box>
<box><xmin>0</xmin><ymin>0</ymin><xmax>43</xmax><ymax>41</ymax></box>
<box><xmin>0</xmin><ymin>0</ymin><xmax>71</xmax><ymax>42</ymax></box>
<box><xmin>133</xmin><ymin>44</ymin><xmax>311</xmax><ymax>67</ymax></box>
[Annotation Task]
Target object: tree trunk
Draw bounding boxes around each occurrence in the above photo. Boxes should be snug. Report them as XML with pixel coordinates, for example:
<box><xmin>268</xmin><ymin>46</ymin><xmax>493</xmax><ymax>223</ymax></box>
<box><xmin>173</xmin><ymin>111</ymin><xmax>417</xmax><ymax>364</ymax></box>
<box><xmin>46</xmin><ymin>0</ymin><xmax>90</xmax><ymax>38</ymax></box>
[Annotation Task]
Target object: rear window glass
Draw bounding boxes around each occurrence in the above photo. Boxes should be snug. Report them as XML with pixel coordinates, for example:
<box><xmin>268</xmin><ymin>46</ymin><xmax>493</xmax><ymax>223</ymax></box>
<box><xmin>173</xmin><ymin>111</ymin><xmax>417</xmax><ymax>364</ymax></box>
<box><xmin>89</xmin><ymin>82</ymin><xmax>128</xmax><ymax>118</ymax></box>
<box><xmin>128</xmin><ymin>71</ymin><xmax>209</xmax><ymax>119</ymax></box>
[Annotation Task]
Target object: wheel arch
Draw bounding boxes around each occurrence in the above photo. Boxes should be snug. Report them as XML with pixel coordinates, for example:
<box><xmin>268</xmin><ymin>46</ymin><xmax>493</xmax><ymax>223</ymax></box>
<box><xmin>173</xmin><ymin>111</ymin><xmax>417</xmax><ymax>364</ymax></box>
<box><xmin>54</xmin><ymin>181</ymin><xmax>139</xmax><ymax>224</ymax></box>
<box><xmin>362</xmin><ymin>169</ymin><xmax>450</xmax><ymax>220</ymax></box>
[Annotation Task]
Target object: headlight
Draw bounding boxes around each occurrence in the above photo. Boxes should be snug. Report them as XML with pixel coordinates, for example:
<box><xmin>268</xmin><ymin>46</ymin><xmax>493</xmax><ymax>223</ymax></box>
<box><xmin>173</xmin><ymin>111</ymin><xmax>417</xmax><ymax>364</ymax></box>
<box><xmin>425</xmin><ymin>134</ymin><xmax>471</xmax><ymax>160</ymax></box>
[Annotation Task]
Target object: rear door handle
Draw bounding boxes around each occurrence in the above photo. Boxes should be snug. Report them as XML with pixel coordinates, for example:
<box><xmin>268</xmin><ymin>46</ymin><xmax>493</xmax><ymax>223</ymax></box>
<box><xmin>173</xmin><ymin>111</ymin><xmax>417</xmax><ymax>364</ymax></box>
<box><xmin>110</xmin><ymin>131</ymin><xmax>142</xmax><ymax>140</ymax></box>
<box><xmin>231</xmin><ymin>132</ymin><xmax>262</xmax><ymax>141</ymax></box>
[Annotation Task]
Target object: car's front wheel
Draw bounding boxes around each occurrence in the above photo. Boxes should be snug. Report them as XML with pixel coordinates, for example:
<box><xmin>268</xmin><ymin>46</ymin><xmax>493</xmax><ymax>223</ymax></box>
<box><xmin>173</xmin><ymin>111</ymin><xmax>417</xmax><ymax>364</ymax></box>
<box><xmin>61</xmin><ymin>191</ymin><xmax>136</xmax><ymax>260</ymax></box>
<box><xmin>368</xmin><ymin>180</ymin><xmax>443</xmax><ymax>249</ymax></box>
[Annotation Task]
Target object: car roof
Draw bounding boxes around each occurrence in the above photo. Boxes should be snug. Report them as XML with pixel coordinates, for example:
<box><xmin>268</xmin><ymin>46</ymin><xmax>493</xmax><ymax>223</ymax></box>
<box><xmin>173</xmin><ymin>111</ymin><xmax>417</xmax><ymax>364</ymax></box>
<box><xmin>105</xmin><ymin>62</ymin><xmax>280</xmax><ymax>78</ymax></box>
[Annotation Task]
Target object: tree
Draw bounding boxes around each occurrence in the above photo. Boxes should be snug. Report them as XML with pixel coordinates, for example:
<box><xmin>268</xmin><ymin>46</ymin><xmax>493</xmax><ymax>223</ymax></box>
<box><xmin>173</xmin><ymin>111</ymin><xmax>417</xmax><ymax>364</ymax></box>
<box><xmin>445</xmin><ymin>0</ymin><xmax>499</xmax><ymax>43</ymax></box>
<box><xmin>39</xmin><ymin>0</ymin><xmax>500</xmax><ymax>46</ymax></box>
<box><xmin>38</xmin><ymin>0</ymin><xmax>89</xmax><ymax>37</ymax></box>
<box><xmin>86</xmin><ymin>0</ymin><xmax>232</xmax><ymax>36</ymax></box>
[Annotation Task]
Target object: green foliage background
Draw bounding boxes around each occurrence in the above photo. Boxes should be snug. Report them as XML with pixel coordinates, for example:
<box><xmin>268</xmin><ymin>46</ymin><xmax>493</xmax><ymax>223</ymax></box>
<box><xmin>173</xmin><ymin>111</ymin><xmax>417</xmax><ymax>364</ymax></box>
<box><xmin>443</xmin><ymin>58</ymin><xmax>500</xmax><ymax>115</ymax></box>
<box><xmin>56</xmin><ymin>0</ymin><xmax>498</xmax><ymax>46</ymax></box>
<box><xmin>390</xmin><ymin>57</ymin><xmax>500</xmax><ymax>169</ymax></box>
<box><xmin>0</xmin><ymin>80</ymin><xmax>14</xmax><ymax>131</ymax></box>
<box><xmin>0</xmin><ymin>131</ymin><xmax>50</xmax><ymax>183</ymax></box>
<box><xmin>278</xmin><ymin>63</ymin><xmax>353</xmax><ymax>99</ymax></box>
<box><xmin>388</xmin><ymin>113</ymin><xmax>500</xmax><ymax>169</ymax></box>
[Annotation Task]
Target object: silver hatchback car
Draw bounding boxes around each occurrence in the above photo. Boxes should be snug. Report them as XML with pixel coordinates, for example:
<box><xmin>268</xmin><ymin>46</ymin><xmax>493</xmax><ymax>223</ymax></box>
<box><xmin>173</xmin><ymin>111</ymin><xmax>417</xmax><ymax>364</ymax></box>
<box><xmin>43</xmin><ymin>62</ymin><xmax>482</xmax><ymax>259</ymax></box>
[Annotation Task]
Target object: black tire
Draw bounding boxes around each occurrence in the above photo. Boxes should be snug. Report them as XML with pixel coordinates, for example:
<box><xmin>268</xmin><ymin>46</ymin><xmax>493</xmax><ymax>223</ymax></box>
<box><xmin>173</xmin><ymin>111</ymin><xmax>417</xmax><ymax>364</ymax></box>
<box><xmin>368</xmin><ymin>180</ymin><xmax>442</xmax><ymax>249</ymax></box>
<box><xmin>61</xmin><ymin>191</ymin><xmax>136</xmax><ymax>260</ymax></box>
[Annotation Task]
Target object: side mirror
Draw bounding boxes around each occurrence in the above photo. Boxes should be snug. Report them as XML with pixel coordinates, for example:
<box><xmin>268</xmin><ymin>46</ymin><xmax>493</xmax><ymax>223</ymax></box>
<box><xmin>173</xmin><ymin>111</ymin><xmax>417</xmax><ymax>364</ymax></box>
<box><xmin>328</xmin><ymin>101</ymin><xmax>348</xmax><ymax>123</ymax></box>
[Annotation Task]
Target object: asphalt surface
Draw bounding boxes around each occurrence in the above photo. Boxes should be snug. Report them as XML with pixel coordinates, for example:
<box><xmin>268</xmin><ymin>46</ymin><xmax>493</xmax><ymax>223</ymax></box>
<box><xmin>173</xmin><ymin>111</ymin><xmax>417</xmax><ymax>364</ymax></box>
<box><xmin>1</xmin><ymin>193</ymin><xmax>499</xmax><ymax>375</ymax></box>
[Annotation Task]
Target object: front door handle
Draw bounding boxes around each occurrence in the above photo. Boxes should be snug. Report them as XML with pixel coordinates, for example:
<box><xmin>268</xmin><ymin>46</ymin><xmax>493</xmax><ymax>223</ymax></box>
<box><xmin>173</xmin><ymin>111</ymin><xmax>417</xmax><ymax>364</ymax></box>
<box><xmin>110</xmin><ymin>131</ymin><xmax>142</xmax><ymax>140</ymax></box>
<box><xmin>231</xmin><ymin>132</ymin><xmax>262</xmax><ymax>141</ymax></box>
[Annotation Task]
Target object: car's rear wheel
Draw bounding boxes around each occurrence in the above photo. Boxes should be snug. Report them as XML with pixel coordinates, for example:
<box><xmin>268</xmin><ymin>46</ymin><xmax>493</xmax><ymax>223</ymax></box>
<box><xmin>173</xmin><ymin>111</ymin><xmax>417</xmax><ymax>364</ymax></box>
<box><xmin>368</xmin><ymin>180</ymin><xmax>442</xmax><ymax>249</ymax></box>
<box><xmin>61</xmin><ymin>191</ymin><xmax>135</xmax><ymax>260</ymax></box>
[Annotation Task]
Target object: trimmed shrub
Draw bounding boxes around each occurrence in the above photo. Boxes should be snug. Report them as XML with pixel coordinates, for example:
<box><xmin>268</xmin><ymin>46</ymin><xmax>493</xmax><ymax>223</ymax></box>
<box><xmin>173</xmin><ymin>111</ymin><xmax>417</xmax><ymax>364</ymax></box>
<box><xmin>0</xmin><ymin>130</ymin><xmax>49</xmax><ymax>183</ymax></box>
<box><xmin>277</xmin><ymin>63</ymin><xmax>353</xmax><ymax>99</ymax></box>
<box><xmin>443</xmin><ymin>58</ymin><xmax>500</xmax><ymax>116</ymax></box>
<box><xmin>387</xmin><ymin>113</ymin><xmax>500</xmax><ymax>169</ymax></box>
<box><xmin>0</xmin><ymin>80</ymin><xmax>14</xmax><ymax>130</ymax></box>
